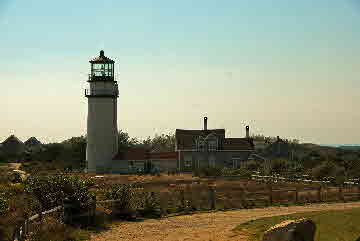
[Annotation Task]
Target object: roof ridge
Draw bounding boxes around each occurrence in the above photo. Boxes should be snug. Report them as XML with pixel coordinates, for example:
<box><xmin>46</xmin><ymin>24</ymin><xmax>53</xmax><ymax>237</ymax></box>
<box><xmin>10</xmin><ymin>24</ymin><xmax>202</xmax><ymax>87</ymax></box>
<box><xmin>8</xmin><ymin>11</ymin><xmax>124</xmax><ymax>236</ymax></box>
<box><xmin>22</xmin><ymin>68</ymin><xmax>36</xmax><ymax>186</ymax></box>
<box><xmin>2</xmin><ymin>135</ymin><xmax>24</xmax><ymax>144</ymax></box>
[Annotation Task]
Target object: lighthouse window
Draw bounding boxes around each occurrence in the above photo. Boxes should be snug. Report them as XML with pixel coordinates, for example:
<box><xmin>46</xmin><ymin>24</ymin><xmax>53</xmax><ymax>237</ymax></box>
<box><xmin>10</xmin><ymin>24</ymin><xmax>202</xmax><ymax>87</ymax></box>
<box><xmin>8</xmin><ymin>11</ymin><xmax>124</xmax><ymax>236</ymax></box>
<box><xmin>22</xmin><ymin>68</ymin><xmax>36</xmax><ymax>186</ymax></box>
<box><xmin>92</xmin><ymin>63</ymin><xmax>113</xmax><ymax>77</ymax></box>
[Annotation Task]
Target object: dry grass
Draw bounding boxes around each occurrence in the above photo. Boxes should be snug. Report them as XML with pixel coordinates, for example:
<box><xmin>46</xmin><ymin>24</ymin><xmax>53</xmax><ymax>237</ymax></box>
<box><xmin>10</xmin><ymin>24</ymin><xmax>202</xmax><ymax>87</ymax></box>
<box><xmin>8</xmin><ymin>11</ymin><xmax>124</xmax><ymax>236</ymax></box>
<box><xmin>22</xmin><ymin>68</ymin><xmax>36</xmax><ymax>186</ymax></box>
<box><xmin>235</xmin><ymin>207</ymin><xmax>360</xmax><ymax>241</ymax></box>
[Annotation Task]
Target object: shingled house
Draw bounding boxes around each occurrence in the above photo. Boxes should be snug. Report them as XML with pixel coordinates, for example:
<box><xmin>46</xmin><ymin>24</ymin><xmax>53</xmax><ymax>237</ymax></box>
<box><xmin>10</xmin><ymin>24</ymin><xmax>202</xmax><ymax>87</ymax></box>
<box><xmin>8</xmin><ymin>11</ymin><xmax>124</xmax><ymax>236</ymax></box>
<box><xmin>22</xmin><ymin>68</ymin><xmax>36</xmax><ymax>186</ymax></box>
<box><xmin>175</xmin><ymin>117</ymin><xmax>254</xmax><ymax>171</ymax></box>
<box><xmin>110</xmin><ymin>117</ymin><xmax>254</xmax><ymax>173</ymax></box>
<box><xmin>111</xmin><ymin>148</ymin><xmax>177</xmax><ymax>174</ymax></box>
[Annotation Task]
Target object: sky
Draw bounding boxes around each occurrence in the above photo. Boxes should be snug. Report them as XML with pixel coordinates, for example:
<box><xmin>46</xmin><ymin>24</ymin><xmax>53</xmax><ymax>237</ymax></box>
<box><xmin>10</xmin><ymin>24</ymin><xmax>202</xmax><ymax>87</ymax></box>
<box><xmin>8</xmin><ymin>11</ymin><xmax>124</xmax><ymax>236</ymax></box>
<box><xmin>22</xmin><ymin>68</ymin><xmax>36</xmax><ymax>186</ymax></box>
<box><xmin>0</xmin><ymin>0</ymin><xmax>359</xmax><ymax>145</ymax></box>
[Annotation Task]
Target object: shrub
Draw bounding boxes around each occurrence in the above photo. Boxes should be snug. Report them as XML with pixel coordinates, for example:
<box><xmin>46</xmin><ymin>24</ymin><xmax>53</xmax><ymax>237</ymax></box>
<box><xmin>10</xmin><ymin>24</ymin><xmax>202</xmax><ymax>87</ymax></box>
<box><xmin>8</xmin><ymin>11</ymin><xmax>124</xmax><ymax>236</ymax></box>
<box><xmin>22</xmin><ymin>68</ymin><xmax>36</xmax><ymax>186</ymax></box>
<box><xmin>230</xmin><ymin>168</ymin><xmax>252</xmax><ymax>179</ymax></box>
<box><xmin>270</xmin><ymin>159</ymin><xmax>291</xmax><ymax>175</ymax></box>
<box><xmin>23</xmin><ymin>174</ymin><xmax>95</xmax><ymax>211</ymax></box>
<box><xmin>311</xmin><ymin>161</ymin><xmax>342</xmax><ymax>181</ymax></box>
<box><xmin>0</xmin><ymin>198</ymin><xmax>8</xmax><ymax>215</ymax></box>
<box><xmin>142</xmin><ymin>192</ymin><xmax>160</xmax><ymax>215</ymax></box>
<box><xmin>193</xmin><ymin>167</ymin><xmax>222</xmax><ymax>177</ymax></box>
<box><xmin>104</xmin><ymin>184</ymin><xmax>139</xmax><ymax>211</ymax></box>
<box><xmin>26</xmin><ymin>216</ymin><xmax>90</xmax><ymax>241</ymax></box>
<box><xmin>0</xmin><ymin>189</ymin><xmax>42</xmax><ymax>240</ymax></box>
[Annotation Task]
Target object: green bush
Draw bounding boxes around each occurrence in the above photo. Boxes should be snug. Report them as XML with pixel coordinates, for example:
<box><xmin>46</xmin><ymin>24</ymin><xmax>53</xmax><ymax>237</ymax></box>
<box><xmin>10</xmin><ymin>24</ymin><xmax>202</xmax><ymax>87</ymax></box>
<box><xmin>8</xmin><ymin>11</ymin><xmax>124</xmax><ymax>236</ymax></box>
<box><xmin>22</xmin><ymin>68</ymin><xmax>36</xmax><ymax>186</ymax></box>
<box><xmin>193</xmin><ymin>167</ymin><xmax>222</xmax><ymax>177</ymax></box>
<box><xmin>23</xmin><ymin>174</ymin><xmax>95</xmax><ymax>211</ymax></box>
<box><xmin>311</xmin><ymin>161</ymin><xmax>341</xmax><ymax>181</ymax></box>
<box><xmin>230</xmin><ymin>168</ymin><xmax>253</xmax><ymax>178</ymax></box>
<box><xmin>0</xmin><ymin>198</ymin><xmax>8</xmax><ymax>215</ymax></box>
<box><xmin>26</xmin><ymin>216</ymin><xmax>90</xmax><ymax>241</ymax></box>
<box><xmin>142</xmin><ymin>192</ymin><xmax>160</xmax><ymax>216</ymax></box>
<box><xmin>104</xmin><ymin>184</ymin><xmax>139</xmax><ymax>211</ymax></box>
<box><xmin>270</xmin><ymin>159</ymin><xmax>291</xmax><ymax>175</ymax></box>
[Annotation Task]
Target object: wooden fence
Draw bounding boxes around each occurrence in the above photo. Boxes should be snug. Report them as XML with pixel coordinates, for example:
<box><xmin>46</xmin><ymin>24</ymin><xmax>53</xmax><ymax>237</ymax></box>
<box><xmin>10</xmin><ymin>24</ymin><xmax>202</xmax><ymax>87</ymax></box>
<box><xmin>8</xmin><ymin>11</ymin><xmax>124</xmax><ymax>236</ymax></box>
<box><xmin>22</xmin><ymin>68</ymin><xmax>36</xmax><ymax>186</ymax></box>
<box><xmin>12</xmin><ymin>183</ymin><xmax>360</xmax><ymax>240</ymax></box>
<box><xmin>12</xmin><ymin>205</ymin><xmax>62</xmax><ymax>241</ymax></box>
<box><xmin>143</xmin><ymin>183</ymin><xmax>360</xmax><ymax>213</ymax></box>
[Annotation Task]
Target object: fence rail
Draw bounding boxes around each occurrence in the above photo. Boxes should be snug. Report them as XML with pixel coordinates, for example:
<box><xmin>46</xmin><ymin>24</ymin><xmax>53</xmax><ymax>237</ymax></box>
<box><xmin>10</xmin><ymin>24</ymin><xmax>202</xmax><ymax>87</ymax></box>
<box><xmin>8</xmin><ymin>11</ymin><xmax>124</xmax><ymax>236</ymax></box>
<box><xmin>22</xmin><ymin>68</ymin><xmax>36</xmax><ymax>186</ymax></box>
<box><xmin>12</xmin><ymin>182</ymin><xmax>360</xmax><ymax>240</ymax></box>
<box><xmin>13</xmin><ymin>205</ymin><xmax>62</xmax><ymax>241</ymax></box>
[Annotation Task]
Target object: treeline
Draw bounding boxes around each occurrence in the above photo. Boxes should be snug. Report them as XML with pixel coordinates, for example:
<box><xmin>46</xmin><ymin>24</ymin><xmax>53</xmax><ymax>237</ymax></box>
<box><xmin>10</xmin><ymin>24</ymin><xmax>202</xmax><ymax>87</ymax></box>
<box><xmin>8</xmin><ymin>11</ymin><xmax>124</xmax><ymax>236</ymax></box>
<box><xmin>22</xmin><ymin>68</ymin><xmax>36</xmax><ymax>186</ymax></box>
<box><xmin>250</xmin><ymin>134</ymin><xmax>300</xmax><ymax>144</ymax></box>
<box><xmin>13</xmin><ymin>131</ymin><xmax>175</xmax><ymax>171</ymax></box>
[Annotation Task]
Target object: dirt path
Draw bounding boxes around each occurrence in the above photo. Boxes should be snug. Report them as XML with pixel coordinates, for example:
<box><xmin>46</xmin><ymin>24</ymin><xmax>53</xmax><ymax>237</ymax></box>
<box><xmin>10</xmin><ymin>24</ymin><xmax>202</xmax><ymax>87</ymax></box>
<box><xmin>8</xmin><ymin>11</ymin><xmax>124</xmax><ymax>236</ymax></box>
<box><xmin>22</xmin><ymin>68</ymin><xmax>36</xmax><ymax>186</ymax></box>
<box><xmin>89</xmin><ymin>202</ymin><xmax>360</xmax><ymax>241</ymax></box>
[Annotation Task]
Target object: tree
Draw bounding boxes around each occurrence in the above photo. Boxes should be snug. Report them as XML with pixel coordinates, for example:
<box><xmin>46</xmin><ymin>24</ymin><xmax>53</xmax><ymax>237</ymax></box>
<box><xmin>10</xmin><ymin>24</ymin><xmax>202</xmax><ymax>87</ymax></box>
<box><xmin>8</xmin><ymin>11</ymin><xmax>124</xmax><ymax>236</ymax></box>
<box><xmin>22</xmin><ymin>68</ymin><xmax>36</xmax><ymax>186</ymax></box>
<box><xmin>251</xmin><ymin>134</ymin><xmax>300</xmax><ymax>145</ymax></box>
<box><xmin>136</xmin><ymin>133</ymin><xmax>176</xmax><ymax>152</ymax></box>
<box><xmin>147</xmin><ymin>133</ymin><xmax>175</xmax><ymax>152</ymax></box>
<box><xmin>270</xmin><ymin>159</ymin><xmax>291</xmax><ymax>175</ymax></box>
<box><xmin>118</xmin><ymin>130</ymin><xmax>140</xmax><ymax>151</ymax></box>
<box><xmin>37</xmin><ymin>143</ymin><xmax>65</xmax><ymax>162</ymax></box>
<box><xmin>311</xmin><ymin>161</ymin><xmax>343</xmax><ymax>181</ymax></box>
<box><xmin>61</xmin><ymin>136</ymin><xmax>87</xmax><ymax>169</ymax></box>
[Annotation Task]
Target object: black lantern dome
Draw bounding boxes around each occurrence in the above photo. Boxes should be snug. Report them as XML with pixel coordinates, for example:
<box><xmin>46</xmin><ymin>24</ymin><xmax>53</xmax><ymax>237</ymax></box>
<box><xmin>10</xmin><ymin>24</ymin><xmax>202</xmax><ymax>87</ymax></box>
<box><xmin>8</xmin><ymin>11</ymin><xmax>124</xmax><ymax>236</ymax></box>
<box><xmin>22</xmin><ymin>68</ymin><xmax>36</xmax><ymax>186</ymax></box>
<box><xmin>88</xmin><ymin>50</ymin><xmax>115</xmax><ymax>82</ymax></box>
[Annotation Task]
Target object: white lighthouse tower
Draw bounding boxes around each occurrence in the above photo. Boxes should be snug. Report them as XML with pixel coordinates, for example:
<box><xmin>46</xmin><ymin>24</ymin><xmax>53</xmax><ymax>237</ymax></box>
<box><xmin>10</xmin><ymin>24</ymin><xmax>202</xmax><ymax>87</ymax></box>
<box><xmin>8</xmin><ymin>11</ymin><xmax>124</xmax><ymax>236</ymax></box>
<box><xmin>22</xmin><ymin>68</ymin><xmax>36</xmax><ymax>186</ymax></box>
<box><xmin>85</xmin><ymin>50</ymin><xmax>119</xmax><ymax>173</ymax></box>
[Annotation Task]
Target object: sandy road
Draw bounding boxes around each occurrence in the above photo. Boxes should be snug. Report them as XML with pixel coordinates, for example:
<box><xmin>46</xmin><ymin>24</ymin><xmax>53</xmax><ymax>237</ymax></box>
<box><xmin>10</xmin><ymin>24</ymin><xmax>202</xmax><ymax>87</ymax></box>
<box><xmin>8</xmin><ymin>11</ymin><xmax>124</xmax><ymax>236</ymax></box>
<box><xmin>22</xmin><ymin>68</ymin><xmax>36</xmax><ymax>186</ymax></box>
<box><xmin>89</xmin><ymin>201</ymin><xmax>360</xmax><ymax>241</ymax></box>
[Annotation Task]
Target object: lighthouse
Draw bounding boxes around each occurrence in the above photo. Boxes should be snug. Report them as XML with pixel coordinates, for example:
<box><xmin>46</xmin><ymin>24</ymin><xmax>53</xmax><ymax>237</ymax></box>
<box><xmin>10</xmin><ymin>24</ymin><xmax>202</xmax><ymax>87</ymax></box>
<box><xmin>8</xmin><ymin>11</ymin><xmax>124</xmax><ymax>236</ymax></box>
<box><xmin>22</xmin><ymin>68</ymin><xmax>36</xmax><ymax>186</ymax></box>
<box><xmin>85</xmin><ymin>50</ymin><xmax>119</xmax><ymax>173</ymax></box>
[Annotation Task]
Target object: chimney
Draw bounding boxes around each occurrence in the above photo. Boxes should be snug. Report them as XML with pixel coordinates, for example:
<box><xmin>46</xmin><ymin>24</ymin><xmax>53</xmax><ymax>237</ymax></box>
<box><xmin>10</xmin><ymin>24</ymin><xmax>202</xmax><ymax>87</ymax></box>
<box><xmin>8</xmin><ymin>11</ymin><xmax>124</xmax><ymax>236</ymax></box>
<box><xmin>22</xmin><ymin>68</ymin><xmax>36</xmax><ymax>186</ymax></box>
<box><xmin>204</xmin><ymin>117</ymin><xmax>208</xmax><ymax>130</ymax></box>
<box><xmin>246</xmin><ymin>125</ymin><xmax>250</xmax><ymax>138</ymax></box>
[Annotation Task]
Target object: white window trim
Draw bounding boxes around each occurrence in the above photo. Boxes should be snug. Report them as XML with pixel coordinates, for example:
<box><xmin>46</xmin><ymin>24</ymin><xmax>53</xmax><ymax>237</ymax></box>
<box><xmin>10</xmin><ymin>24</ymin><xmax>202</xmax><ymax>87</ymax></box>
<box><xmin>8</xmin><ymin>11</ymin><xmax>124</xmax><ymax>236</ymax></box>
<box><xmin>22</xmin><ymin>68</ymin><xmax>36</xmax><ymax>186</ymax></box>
<box><xmin>185</xmin><ymin>160</ymin><xmax>192</xmax><ymax>167</ymax></box>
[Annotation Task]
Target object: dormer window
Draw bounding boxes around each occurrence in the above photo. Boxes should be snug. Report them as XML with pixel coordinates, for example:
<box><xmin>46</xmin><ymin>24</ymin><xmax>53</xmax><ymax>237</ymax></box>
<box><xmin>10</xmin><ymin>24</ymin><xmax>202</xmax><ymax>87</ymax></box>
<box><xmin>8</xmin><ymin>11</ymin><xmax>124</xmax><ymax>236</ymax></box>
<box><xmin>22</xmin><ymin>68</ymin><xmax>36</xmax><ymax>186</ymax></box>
<box><xmin>196</xmin><ymin>133</ymin><xmax>218</xmax><ymax>152</ymax></box>
<box><xmin>206</xmin><ymin>133</ymin><xmax>218</xmax><ymax>151</ymax></box>
<box><xmin>198</xmin><ymin>143</ymin><xmax>205</xmax><ymax>152</ymax></box>
<box><xmin>208</xmin><ymin>140</ymin><xmax>217</xmax><ymax>151</ymax></box>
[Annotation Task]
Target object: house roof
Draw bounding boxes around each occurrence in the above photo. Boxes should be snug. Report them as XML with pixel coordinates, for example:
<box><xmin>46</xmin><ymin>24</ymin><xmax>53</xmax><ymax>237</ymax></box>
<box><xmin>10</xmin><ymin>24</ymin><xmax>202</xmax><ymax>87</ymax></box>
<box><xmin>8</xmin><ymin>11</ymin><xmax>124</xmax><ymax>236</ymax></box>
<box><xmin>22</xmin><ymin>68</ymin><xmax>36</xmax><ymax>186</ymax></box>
<box><xmin>24</xmin><ymin>137</ymin><xmax>42</xmax><ymax>146</ymax></box>
<box><xmin>175</xmin><ymin>129</ymin><xmax>225</xmax><ymax>150</ymax></box>
<box><xmin>113</xmin><ymin>148</ymin><xmax>148</xmax><ymax>160</ymax></box>
<box><xmin>2</xmin><ymin>135</ymin><xmax>24</xmax><ymax>146</ymax></box>
<box><xmin>113</xmin><ymin>148</ymin><xmax>178</xmax><ymax>161</ymax></box>
<box><xmin>223</xmin><ymin>138</ymin><xmax>254</xmax><ymax>150</ymax></box>
<box><xmin>148</xmin><ymin>152</ymin><xmax>178</xmax><ymax>160</ymax></box>
<box><xmin>175</xmin><ymin>129</ymin><xmax>225</xmax><ymax>137</ymax></box>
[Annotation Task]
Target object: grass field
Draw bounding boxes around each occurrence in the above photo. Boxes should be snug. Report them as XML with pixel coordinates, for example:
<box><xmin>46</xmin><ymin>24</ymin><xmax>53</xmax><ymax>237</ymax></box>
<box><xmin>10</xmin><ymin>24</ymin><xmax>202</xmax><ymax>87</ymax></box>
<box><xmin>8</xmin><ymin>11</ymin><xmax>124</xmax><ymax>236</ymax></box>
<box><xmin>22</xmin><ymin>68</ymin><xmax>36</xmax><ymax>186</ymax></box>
<box><xmin>235</xmin><ymin>207</ymin><xmax>360</xmax><ymax>241</ymax></box>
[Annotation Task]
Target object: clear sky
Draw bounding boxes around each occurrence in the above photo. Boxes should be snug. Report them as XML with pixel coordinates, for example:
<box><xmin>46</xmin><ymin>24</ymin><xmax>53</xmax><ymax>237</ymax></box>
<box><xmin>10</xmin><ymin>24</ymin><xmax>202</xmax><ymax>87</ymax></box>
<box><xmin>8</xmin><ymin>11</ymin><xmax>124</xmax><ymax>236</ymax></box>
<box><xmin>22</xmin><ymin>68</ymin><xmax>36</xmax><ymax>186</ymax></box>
<box><xmin>1</xmin><ymin>0</ymin><xmax>359</xmax><ymax>145</ymax></box>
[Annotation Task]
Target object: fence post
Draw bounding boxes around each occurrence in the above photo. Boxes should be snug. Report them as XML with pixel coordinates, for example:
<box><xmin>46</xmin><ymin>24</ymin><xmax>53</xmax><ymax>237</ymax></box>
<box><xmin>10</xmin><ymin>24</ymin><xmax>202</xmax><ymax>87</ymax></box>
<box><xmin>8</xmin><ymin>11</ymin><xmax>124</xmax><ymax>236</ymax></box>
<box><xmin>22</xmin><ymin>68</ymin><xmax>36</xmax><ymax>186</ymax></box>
<box><xmin>23</xmin><ymin>213</ymin><xmax>29</xmax><ymax>239</ymax></box>
<box><xmin>12</xmin><ymin>226</ymin><xmax>21</xmax><ymax>241</ymax></box>
<box><xmin>339</xmin><ymin>186</ymin><xmax>344</xmax><ymax>202</ymax></box>
<box><xmin>269</xmin><ymin>184</ymin><xmax>273</xmax><ymax>205</ymax></box>
<box><xmin>208</xmin><ymin>184</ymin><xmax>216</xmax><ymax>210</ymax></box>
<box><xmin>63</xmin><ymin>198</ymin><xmax>73</xmax><ymax>224</ymax></box>
<box><xmin>39</xmin><ymin>207</ymin><xmax>43</xmax><ymax>232</ymax></box>
<box><xmin>318</xmin><ymin>186</ymin><xmax>322</xmax><ymax>202</ymax></box>
<box><xmin>180</xmin><ymin>189</ymin><xmax>185</xmax><ymax>209</ymax></box>
<box><xmin>88</xmin><ymin>196</ymin><xmax>96</xmax><ymax>226</ymax></box>
<box><xmin>295</xmin><ymin>187</ymin><xmax>299</xmax><ymax>203</ymax></box>
<box><xmin>160</xmin><ymin>194</ymin><xmax>167</xmax><ymax>217</ymax></box>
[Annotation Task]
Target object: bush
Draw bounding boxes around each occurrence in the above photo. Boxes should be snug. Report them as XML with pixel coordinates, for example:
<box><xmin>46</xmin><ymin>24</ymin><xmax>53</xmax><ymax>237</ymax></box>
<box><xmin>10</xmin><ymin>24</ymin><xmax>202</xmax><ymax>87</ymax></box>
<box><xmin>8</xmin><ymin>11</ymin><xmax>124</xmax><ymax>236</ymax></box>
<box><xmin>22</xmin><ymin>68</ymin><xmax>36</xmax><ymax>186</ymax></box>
<box><xmin>0</xmin><ymin>188</ymin><xmax>42</xmax><ymax>240</ymax></box>
<box><xmin>23</xmin><ymin>174</ymin><xmax>95</xmax><ymax>211</ymax></box>
<box><xmin>193</xmin><ymin>167</ymin><xmax>222</xmax><ymax>177</ymax></box>
<box><xmin>0</xmin><ymin>198</ymin><xmax>8</xmax><ymax>215</ymax></box>
<box><xmin>311</xmin><ymin>161</ymin><xmax>342</xmax><ymax>181</ymax></box>
<box><xmin>104</xmin><ymin>184</ymin><xmax>139</xmax><ymax>211</ymax></box>
<box><xmin>270</xmin><ymin>159</ymin><xmax>291</xmax><ymax>175</ymax></box>
<box><xmin>26</xmin><ymin>216</ymin><xmax>90</xmax><ymax>241</ymax></box>
<box><xmin>137</xmin><ymin>192</ymin><xmax>161</xmax><ymax>218</ymax></box>
<box><xmin>230</xmin><ymin>168</ymin><xmax>253</xmax><ymax>179</ymax></box>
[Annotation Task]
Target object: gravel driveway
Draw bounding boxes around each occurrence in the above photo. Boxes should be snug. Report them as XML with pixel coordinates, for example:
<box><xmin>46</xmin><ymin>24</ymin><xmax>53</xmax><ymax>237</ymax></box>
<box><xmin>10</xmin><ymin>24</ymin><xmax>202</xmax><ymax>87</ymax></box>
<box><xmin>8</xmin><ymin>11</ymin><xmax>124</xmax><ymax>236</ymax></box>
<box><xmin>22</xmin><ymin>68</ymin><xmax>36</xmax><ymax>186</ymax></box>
<box><xmin>90</xmin><ymin>201</ymin><xmax>360</xmax><ymax>241</ymax></box>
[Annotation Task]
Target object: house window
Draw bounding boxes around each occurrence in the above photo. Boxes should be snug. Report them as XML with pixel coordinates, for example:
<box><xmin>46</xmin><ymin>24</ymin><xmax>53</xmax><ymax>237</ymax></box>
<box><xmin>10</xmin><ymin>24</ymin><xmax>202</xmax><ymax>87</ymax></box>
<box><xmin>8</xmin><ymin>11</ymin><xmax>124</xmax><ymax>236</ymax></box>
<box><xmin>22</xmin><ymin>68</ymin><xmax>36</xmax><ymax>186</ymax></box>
<box><xmin>198</xmin><ymin>143</ymin><xmax>205</xmax><ymax>152</ymax></box>
<box><xmin>209</xmin><ymin>156</ymin><xmax>216</xmax><ymax>167</ymax></box>
<box><xmin>185</xmin><ymin>159</ymin><xmax>192</xmax><ymax>167</ymax></box>
<box><xmin>231</xmin><ymin>158</ymin><xmax>241</xmax><ymax>169</ymax></box>
<box><xmin>208</xmin><ymin>140</ymin><xmax>217</xmax><ymax>151</ymax></box>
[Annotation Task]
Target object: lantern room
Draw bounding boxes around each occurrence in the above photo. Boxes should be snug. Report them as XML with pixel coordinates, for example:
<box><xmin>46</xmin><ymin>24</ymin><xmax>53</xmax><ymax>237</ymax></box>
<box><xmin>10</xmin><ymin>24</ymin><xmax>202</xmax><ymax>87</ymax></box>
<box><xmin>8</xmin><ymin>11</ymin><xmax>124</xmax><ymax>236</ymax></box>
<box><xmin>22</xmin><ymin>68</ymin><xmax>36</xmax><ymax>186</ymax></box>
<box><xmin>88</xmin><ymin>50</ymin><xmax>115</xmax><ymax>82</ymax></box>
